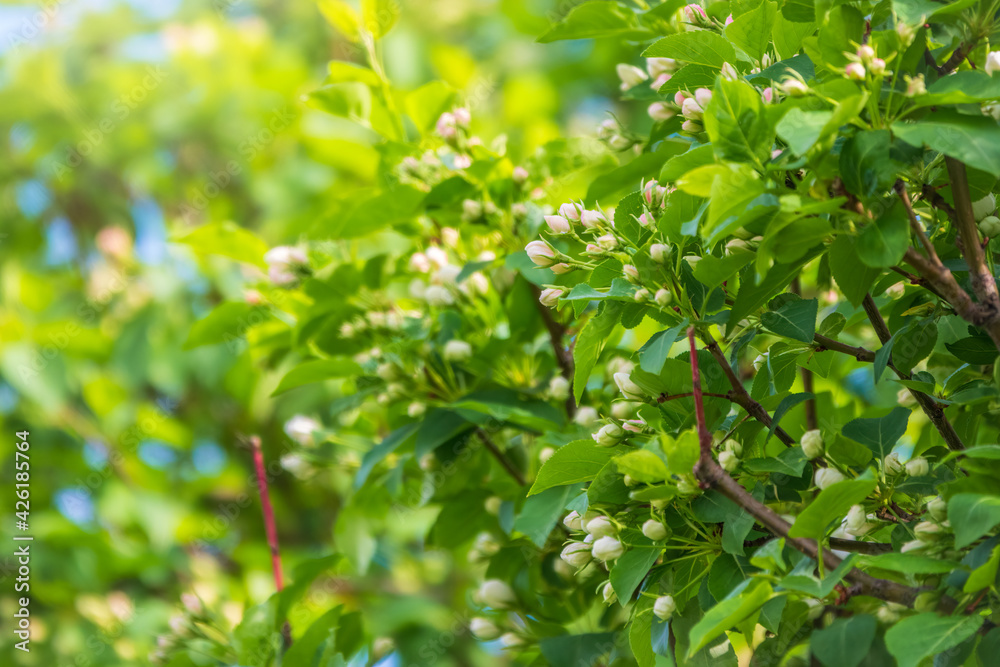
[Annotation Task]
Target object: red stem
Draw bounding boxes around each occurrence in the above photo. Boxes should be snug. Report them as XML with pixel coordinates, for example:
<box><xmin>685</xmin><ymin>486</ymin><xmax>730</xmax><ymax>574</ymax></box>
<box><xmin>251</xmin><ymin>436</ymin><xmax>285</xmax><ymax>592</ymax></box>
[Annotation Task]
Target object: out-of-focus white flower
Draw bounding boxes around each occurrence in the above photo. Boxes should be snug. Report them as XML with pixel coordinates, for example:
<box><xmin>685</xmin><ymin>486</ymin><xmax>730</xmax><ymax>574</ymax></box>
<box><xmin>649</xmin><ymin>102</ymin><xmax>676</xmax><ymax>122</ymax></box>
<box><xmin>914</xmin><ymin>521</ymin><xmax>944</xmax><ymax>542</ymax></box>
<box><xmin>814</xmin><ymin>468</ymin><xmax>845</xmax><ymax>489</ymax></box>
<box><xmin>407</xmin><ymin>402</ymin><xmax>426</xmax><ymax>418</ymax></box>
<box><xmin>928</xmin><ymin>496</ymin><xmax>947</xmax><ymax>521</ymax></box>
<box><xmin>614</xmin><ymin>372</ymin><xmax>644</xmax><ymax>400</ymax></box>
<box><xmin>653</xmin><ymin>595</ymin><xmax>675</xmax><ymax>620</ymax></box>
<box><xmin>425</xmin><ymin>285</ymin><xmax>454</xmax><ymax>306</ymax></box>
<box><xmin>453</xmin><ymin>107</ymin><xmax>471</xmax><ymax>126</ymax></box>
<box><xmin>973</xmin><ymin>194</ymin><xmax>996</xmax><ymax>221</ymax></box>
<box><xmin>513</xmin><ymin>166</ymin><xmax>529</xmax><ymax>183</ymax></box>
<box><xmin>718</xmin><ymin>450</ymin><xmax>739</xmax><ymax>472</ymax></box>
<box><xmin>443</xmin><ymin>340</ymin><xmax>472</xmax><ymax>362</ymax></box>
<box><xmin>647</xmin><ymin>58</ymin><xmax>677</xmax><ymax>78</ymax></box>
<box><xmin>897</xmin><ymin>388</ymin><xmax>917</xmax><ymax>407</ymax></box>
<box><xmin>284</xmin><ymin>415</ymin><xmax>321</xmax><ymax>446</ymax></box>
<box><xmin>884</xmin><ymin>452</ymin><xmax>905</xmax><ymax>475</ymax></box>
<box><xmin>477</xmin><ymin>579</ymin><xmax>516</xmax><ymax>608</ymax></box>
<box><xmin>905</xmin><ymin>457</ymin><xmax>929</xmax><ymax>477</ymax></box>
<box><xmin>986</xmin><ymin>51</ymin><xmax>1000</xmax><ymax>75</ymax></box>
<box><xmin>484</xmin><ymin>496</ymin><xmax>502</xmax><ymax>515</ymax></box>
<box><xmin>801</xmin><ymin>430</ymin><xmax>823</xmax><ymax>459</ymax></box>
<box><xmin>539</xmin><ymin>446</ymin><xmax>556</xmax><ymax>464</ymax></box>
<box><xmin>436</xmin><ymin>112</ymin><xmax>457</xmax><ymax>139</ymax></box>
<box><xmin>549</xmin><ymin>375</ymin><xmax>570</xmax><ymax>401</ymax></box>
<box><xmin>904</xmin><ymin>74</ymin><xmax>926</xmax><ymax>97</ymax></box>
<box><xmin>470</xmin><ymin>617</ymin><xmax>501</xmax><ymax>640</ymax></box>
<box><xmin>574</xmin><ymin>406</ymin><xmax>599</xmax><ymax>427</ymax></box>
<box><xmin>778</xmin><ymin>77</ymin><xmax>809</xmax><ymax>97</ymax></box>
<box><xmin>409</xmin><ymin>252</ymin><xmax>431</xmax><ymax>273</ymax></box>
<box><xmin>845</xmin><ymin>63</ymin><xmax>866</xmax><ymax>80</ymax></box>
<box><xmin>499</xmin><ymin>633</ymin><xmax>525</xmax><ymax>649</ymax></box>
<box><xmin>441</xmin><ymin>227</ymin><xmax>460</xmax><ymax>247</ymax></box>
<box><xmin>617</xmin><ymin>63</ymin><xmax>648</xmax><ymax>90</ymax></box>
<box><xmin>642</xmin><ymin>520</ymin><xmax>668</xmax><ymax>541</ymax></box>
<box><xmin>426</xmin><ymin>246</ymin><xmax>449</xmax><ymax>269</ymax></box>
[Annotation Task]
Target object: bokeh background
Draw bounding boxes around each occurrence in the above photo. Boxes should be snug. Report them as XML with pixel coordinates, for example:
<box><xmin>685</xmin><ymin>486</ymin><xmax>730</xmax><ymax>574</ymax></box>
<box><xmin>0</xmin><ymin>0</ymin><xmax>645</xmax><ymax>664</ymax></box>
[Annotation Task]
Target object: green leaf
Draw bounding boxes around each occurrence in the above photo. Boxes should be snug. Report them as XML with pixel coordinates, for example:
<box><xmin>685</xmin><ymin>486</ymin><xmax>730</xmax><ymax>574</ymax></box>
<box><xmin>761</xmin><ymin>298</ymin><xmax>818</xmax><ymax>343</ymax></box>
<box><xmin>963</xmin><ymin>544</ymin><xmax>1000</xmax><ymax>593</ymax></box>
<box><xmin>776</xmin><ymin>108</ymin><xmax>834</xmax><ymax>157</ymax></box>
<box><xmin>772</xmin><ymin>15</ymin><xmax>815</xmax><ymax>60</ymax></box>
<box><xmin>573</xmin><ymin>302</ymin><xmax>624</xmax><ymax>403</ymax></box>
<box><xmin>788</xmin><ymin>478</ymin><xmax>877</xmax><ymax>539</ymax></box>
<box><xmin>615</xmin><ymin>449</ymin><xmax>670</xmax><ymax>483</ymax></box>
<box><xmin>893</xmin><ymin>319</ymin><xmax>937</xmax><ymax>374</ymax></box>
<box><xmin>587</xmin><ymin>140</ymin><xmax>688</xmax><ymax>203</ymax></box>
<box><xmin>529</xmin><ymin>440</ymin><xmax>627</xmax><ymax>495</ymax></box>
<box><xmin>272</xmin><ymin>359</ymin><xmax>362</xmax><ymax>396</ymax></box>
<box><xmin>334</xmin><ymin>501</ymin><xmax>376</xmax><ymax>574</ymax></box>
<box><xmin>856</xmin><ymin>200</ymin><xmax>910</xmax><ymax>268</ymax></box>
<box><xmin>538</xmin><ymin>1</ymin><xmax>652</xmax><ymax>42</ymax></box>
<box><xmin>326</xmin><ymin>185</ymin><xmax>425</xmax><ymax>238</ymax></box>
<box><xmin>643</xmin><ymin>30</ymin><xmax>738</xmax><ymax>68</ymax></box>
<box><xmin>306</xmin><ymin>82</ymin><xmax>372</xmax><ymax>123</ymax></box>
<box><xmin>610</xmin><ymin>537</ymin><xmax>662</xmax><ymax>605</ymax></box>
<box><xmin>538</xmin><ymin>633</ymin><xmax>618</xmax><ymax>666</ymax></box>
<box><xmin>766</xmin><ymin>392</ymin><xmax>813</xmax><ymax>442</ymax></box>
<box><xmin>415</xmin><ymin>409</ymin><xmax>472</xmax><ymax>458</ymax></box>
<box><xmin>703</xmin><ymin>78</ymin><xmax>775</xmax><ymax>166</ymax></box>
<box><xmin>856</xmin><ymin>552</ymin><xmax>962</xmax><ymax>574</ymax></box>
<box><xmin>355</xmin><ymin>423</ymin><xmax>418</xmax><ymax>490</ymax></box>
<box><xmin>841</xmin><ymin>407</ymin><xmax>909</xmax><ymax>459</ymax></box>
<box><xmin>742</xmin><ymin>447</ymin><xmax>808</xmax><ymax>476</ymax></box>
<box><xmin>893</xmin><ymin>110</ymin><xmax>1000</xmax><ymax>177</ymax></box>
<box><xmin>724</xmin><ymin>1</ymin><xmax>777</xmax><ymax>60</ymax></box>
<box><xmin>828</xmin><ymin>235</ymin><xmax>881</xmax><ymax>306</ymax></box>
<box><xmin>184</xmin><ymin>303</ymin><xmax>272</xmax><ymax>349</ymax></box>
<box><xmin>660</xmin><ymin>144</ymin><xmax>715</xmax><ymax>183</ymax></box>
<box><xmin>839</xmin><ymin>130</ymin><xmax>901</xmax><ymax>199</ymax></box>
<box><xmin>884</xmin><ymin>613</ymin><xmax>983</xmax><ymax>667</ymax></box>
<box><xmin>361</xmin><ymin>0</ymin><xmax>398</xmax><ymax>37</ymax></box>
<box><xmin>687</xmin><ymin>579</ymin><xmax>773</xmax><ymax>655</ymax></box>
<box><xmin>515</xmin><ymin>484</ymin><xmax>579</xmax><ymax>547</ymax></box>
<box><xmin>812</xmin><ymin>615</ymin><xmax>876</xmax><ymax>667</ymax></box>
<box><xmin>639</xmin><ymin>323</ymin><xmax>686</xmax><ymax>374</ymax></box>
<box><xmin>173</xmin><ymin>221</ymin><xmax>269</xmax><ymax>268</ymax></box>
<box><xmin>945</xmin><ymin>336</ymin><xmax>999</xmax><ymax>365</ymax></box>
<box><xmin>282</xmin><ymin>607</ymin><xmax>343</xmax><ymax>667</ymax></box>
<box><xmin>656</xmin><ymin>64</ymin><xmax>719</xmax><ymax>98</ymax></box>
<box><xmin>948</xmin><ymin>493</ymin><xmax>1000</xmax><ymax>549</ymax></box>
<box><xmin>405</xmin><ymin>81</ymin><xmax>455</xmax><ymax>134</ymax></box>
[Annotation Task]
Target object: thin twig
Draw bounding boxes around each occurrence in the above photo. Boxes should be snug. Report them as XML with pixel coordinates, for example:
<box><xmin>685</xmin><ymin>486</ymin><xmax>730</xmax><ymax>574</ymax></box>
<box><xmin>476</xmin><ymin>428</ymin><xmax>526</xmax><ymax>486</ymax></box>
<box><xmin>792</xmin><ymin>277</ymin><xmax>818</xmax><ymax>431</ymax></box>
<box><xmin>531</xmin><ymin>285</ymin><xmax>576</xmax><ymax>417</ymax></box>
<box><xmin>250</xmin><ymin>436</ymin><xmax>292</xmax><ymax>648</ymax></box>
<box><xmin>895</xmin><ymin>180</ymin><xmax>938</xmax><ymax>264</ymax></box>
<box><xmin>946</xmin><ymin>158</ymin><xmax>1000</xmax><ymax>321</ymax></box>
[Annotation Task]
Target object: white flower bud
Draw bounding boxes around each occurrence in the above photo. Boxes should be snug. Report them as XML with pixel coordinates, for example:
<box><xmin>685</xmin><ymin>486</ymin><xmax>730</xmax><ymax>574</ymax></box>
<box><xmin>870</xmin><ymin>58</ymin><xmax>886</xmax><ymax>76</ymax></box>
<box><xmin>720</xmin><ymin>62</ymin><xmax>738</xmax><ymax>80</ymax></box>
<box><xmin>181</xmin><ymin>593</ymin><xmax>203</xmax><ymax>616</ymax></box>
<box><xmin>927</xmin><ymin>496</ymin><xmax>947</xmax><ymax>521</ymax></box>
<box><xmin>425</xmin><ymin>285</ymin><xmax>454</xmax><ymax>306</ymax></box>
<box><xmin>407</xmin><ymin>402</ymin><xmax>426</xmax><ymax>418</ymax></box>
<box><xmin>484</xmin><ymin>496</ymin><xmax>502</xmax><ymax>515</ymax></box>
<box><xmin>634</xmin><ymin>288</ymin><xmax>650</xmax><ymax>302</ymax></box>
<box><xmin>593</xmin><ymin>423</ymin><xmax>625</xmax><ymax>447</ymax></box>
<box><xmin>719</xmin><ymin>450</ymin><xmax>739</xmax><ymax>472</ymax></box>
<box><xmin>650</xmin><ymin>243</ymin><xmax>671</xmax><ymax>263</ymax></box>
<box><xmin>613</xmin><ymin>372</ymin><xmax>644</xmax><ymax>400</ymax></box>
<box><xmin>972</xmin><ymin>194</ymin><xmax>996</xmax><ymax>221</ymax></box>
<box><xmin>512</xmin><ymin>166</ymin><xmax>529</xmax><ymax>183</ymax></box>
<box><xmin>814</xmin><ymin>468</ymin><xmax>845</xmax><ymax>490</ymax></box>
<box><xmin>800</xmin><ymin>430</ymin><xmax>823</xmax><ymax>459</ymax></box>
<box><xmin>602</xmin><ymin>582</ymin><xmax>617</xmax><ymax>604</ymax></box>
<box><xmin>901</xmin><ymin>539</ymin><xmax>927</xmax><ymax>553</ymax></box>
<box><xmin>477</xmin><ymin>579</ymin><xmax>516</xmax><ymax>608</ymax></box>
<box><xmin>623</xmin><ymin>264</ymin><xmax>640</xmax><ymax>283</ymax></box>
<box><xmin>563</xmin><ymin>510</ymin><xmax>583</xmax><ymax>531</ymax></box>
<box><xmin>444</xmin><ymin>339</ymin><xmax>473</xmax><ymax>362</ymax></box>
<box><xmin>642</xmin><ymin>519</ymin><xmax>668</xmax><ymax>541</ymax></box>
<box><xmin>722</xmin><ymin>439</ymin><xmax>742</xmax><ymax>457</ymax></box>
<box><xmin>474</xmin><ymin>532</ymin><xmax>501</xmax><ymax>556</ymax></box>
<box><xmin>979</xmin><ymin>215</ymin><xmax>1000</xmax><ymax>237</ymax></box>
<box><xmin>778</xmin><ymin>77</ymin><xmax>809</xmax><ymax>97</ymax></box>
<box><xmin>470</xmin><ymin>617</ymin><xmax>501</xmax><ymax>640</ymax></box>
<box><xmin>499</xmin><ymin>632</ymin><xmax>525</xmax><ymax>649</ymax></box>
<box><xmin>591</xmin><ymin>535</ymin><xmax>624</xmax><ymax>561</ymax></box>
<box><xmin>986</xmin><ymin>51</ymin><xmax>1000</xmax><ymax>76</ymax></box>
<box><xmin>877</xmin><ymin>606</ymin><xmax>900</xmax><ymax>624</ymax></box>
<box><xmin>654</xmin><ymin>288</ymin><xmax>673</xmax><ymax>307</ymax></box>
<box><xmin>844</xmin><ymin>505</ymin><xmax>871</xmax><ymax>536</ymax></box>
<box><xmin>904</xmin><ymin>74</ymin><xmax>926</xmax><ymax>97</ymax></box>
<box><xmin>897</xmin><ymin>388</ymin><xmax>917</xmax><ymax>407</ymax></box>
<box><xmin>580</xmin><ymin>208</ymin><xmax>606</xmax><ymax>228</ymax></box>
<box><xmin>914</xmin><ymin>521</ymin><xmax>944</xmax><ymax>542</ymax></box>
<box><xmin>648</xmin><ymin>102</ymin><xmax>676</xmax><ymax>122</ymax></box>
<box><xmin>905</xmin><ymin>457</ymin><xmax>929</xmax><ymax>477</ymax></box>
<box><xmin>560</xmin><ymin>541</ymin><xmax>593</xmax><ymax>567</ymax></box>
<box><xmin>653</xmin><ymin>595</ymin><xmax>676</xmax><ymax>620</ymax></box>
<box><xmin>585</xmin><ymin>516</ymin><xmax>616</xmax><ymax>538</ymax></box>
<box><xmin>845</xmin><ymin>63</ymin><xmax>866</xmax><ymax>80</ymax></box>
<box><xmin>549</xmin><ymin>375</ymin><xmax>570</xmax><ymax>401</ymax></box>
<box><xmin>647</xmin><ymin>57</ymin><xmax>677</xmax><ymax>77</ymax></box>
<box><xmin>884</xmin><ymin>452</ymin><xmax>904</xmax><ymax>475</ymax></box>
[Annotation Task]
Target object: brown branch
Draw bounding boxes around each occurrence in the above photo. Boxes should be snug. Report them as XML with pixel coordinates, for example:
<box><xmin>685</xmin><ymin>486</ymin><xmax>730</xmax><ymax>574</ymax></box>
<box><xmin>828</xmin><ymin>538</ymin><xmax>894</xmax><ymax>555</ymax></box>
<box><xmin>686</xmin><ymin>332</ymin><xmax>941</xmax><ymax>609</ymax></box>
<box><xmin>699</xmin><ymin>331</ymin><xmax>797</xmax><ymax>448</ymax></box>
<box><xmin>895</xmin><ymin>180</ymin><xmax>939</xmax><ymax>264</ymax></box>
<box><xmin>531</xmin><ymin>285</ymin><xmax>576</xmax><ymax>416</ymax></box>
<box><xmin>926</xmin><ymin>40</ymin><xmax>976</xmax><ymax>76</ymax></box>
<box><xmin>250</xmin><ymin>436</ymin><xmax>292</xmax><ymax>648</ymax></box>
<box><xmin>476</xmin><ymin>428</ymin><xmax>526</xmax><ymax>486</ymax></box>
<box><xmin>946</xmin><ymin>158</ymin><xmax>1000</xmax><ymax>322</ymax></box>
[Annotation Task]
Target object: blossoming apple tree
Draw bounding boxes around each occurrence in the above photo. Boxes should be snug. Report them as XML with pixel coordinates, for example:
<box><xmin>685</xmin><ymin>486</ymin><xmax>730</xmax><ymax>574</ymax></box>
<box><xmin>164</xmin><ymin>1</ymin><xmax>1000</xmax><ymax>665</ymax></box>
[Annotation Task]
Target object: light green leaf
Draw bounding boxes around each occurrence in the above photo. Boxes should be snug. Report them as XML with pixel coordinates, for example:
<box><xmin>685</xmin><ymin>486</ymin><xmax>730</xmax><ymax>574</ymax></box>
<box><xmin>856</xmin><ymin>552</ymin><xmax>963</xmax><ymax>574</ymax></box>
<box><xmin>529</xmin><ymin>440</ymin><xmax>628</xmax><ymax>495</ymax></box>
<box><xmin>724</xmin><ymin>1</ymin><xmax>777</xmax><ymax>60</ymax></box>
<box><xmin>610</xmin><ymin>537</ymin><xmax>662</xmax><ymax>605</ymax></box>
<box><xmin>173</xmin><ymin>221</ymin><xmax>270</xmax><ymax>268</ymax></box>
<box><xmin>841</xmin><ymin>407</ymin><xmax>909</xmax><ymax>459</ymax></box>
<box><xmin>573</xmin><ymin>302</ymin><xmax>624</xmax><ymax>403</ymax></box>
<box><xmin>828</xmin><ymin>235</ymin><xmax>881</xmax><ymax>306</ymax></box>
<box><xmin>405</xmin><ymin>81</ymin><xmax>455</xmax><ymax>134</ymax></box>
<box><xmin>963</xmin><ymin>544</ymin><xmax>1000</xmax><ymax>593</ymax></box>
<box><xmin>184</xmin><ymin>303</ymin><xmax>271</xmax><ymax>350</ymax></box>
<box><xmin>703</xmin><ymin>78</ymin><xmax>775</xmax><ymax>166</ymax></box>
<box><xmin>856</xmin><ymin>200</ymin><xmax>910</xmax><ymax>268</ymax></box>
<box><xmin>643</xmin><ymin>30</ymin><xmax>738</xmax><ymax>68</ymax></box>
<box><xmin>812</xmin><ymin>615</ymin><xmax>876</xmax><ymax>667</ymax></box>
<box><xmin>761</xmin><ymin>298</ymin><xmax>818</xmax><ymax>343</ymax></box>
<box><xmin>272</xmin><ymin>359</ymin><xmax>362</xmax><ymax>396</ymax></box>
<box><xmin>884</xmin><ymin>613</ymin><xmax>983</xmax><ymax>667</ymax></box>
<box><xmin>539</xmin><ymin>1</ymin><xmax>652</xmax><ymax>42</ymax></box>
<box><xmin>687</xmin><ymin>579</ymin><xmax>773</xmax><ymax>655</ymax></box>
<box><xmin>893</xmin><ymin>111</ymin><xmax>1000</xmax><ymax>177</ymax></box>
<box><xmin>615</xmin><ymin>449</ymin><xmax>670</xmax><ymax>483</ymax></box>
<box><xmin>515</xmin><ymin>484</ymin><xmax>579</xmax><ymax>547</ymax></box>
<box><xmin>361</xmin><ymin>0</ymin><xmax>398</xmax><ymax>38</ymax></box>
<box><xmin>788</xmin><ymin>478</ymin><xmax>877</xmax><ymax>539</ymax></box>
<box><xmin>776</xmin><ymin>108</ymin><xmax>834</xmax><ymax>156</ymax></box>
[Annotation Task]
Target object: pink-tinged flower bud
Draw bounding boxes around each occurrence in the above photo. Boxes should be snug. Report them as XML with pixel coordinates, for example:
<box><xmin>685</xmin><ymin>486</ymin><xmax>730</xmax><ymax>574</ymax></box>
<box><xmin>694</xmin><ymin>87</ymin><xmax>713</xmax><ymax>107</ymax></box>
<box><xmin>762</xmin><ymin>87</ymin><xmax>774</xmax><ymax>104</ymax></box>
<box><xmin>720</xmin><ymin>62</ymin><xmax>738</xmax><ymax>80</ymax></box>
<box><xmin>453</xmin><ymin>154</ymin><xmax>472</xmax><ymax>169</ymax></box>
<box><xmin>869</xmin><ymin>58</ymin><xmax>886</xmax><ymax>76</ymax></box>
<box><xmin>648</xmin><ymin>102</ymin><xmax>676</xmax><ymax>121</ymax></box>
<box><xmin>845</xmin><ymin>62</ymin><xmax>866</xmax><ymax>80</ymax></box>
<box><xmin>857</xmin><ymin>45</ymin><xmax>875</xmax><ymax>62</ymax></box>
<box><xmin>642</xmin><ymin>179</ymin><xmax>658</xmax><ymax>205</ymax></box>
<box><xmin>904</xmin><ymin>74</ymin><xmax>926</xmax><ymax>97</ymax></box>
<box><xmin>580</xmin><ymin>208</ymin><xmax>606</xmax><ymax>228</ymax></box>
<box><xmin>634</xmin><ymin>288</ymin><xmax>650</xmax><ymax>302</ymax></box>
<box><xmin>673</xmin><ymin>91</ymin><xmax>689</xmax><ymax>107</ymax></box>
<box><xmin>617</xmin><ymin>63</ymin><xmax>648</xmax><ymax>90</ymax></box>
<box><xmin>597</xmin><ymin>234</ymin><xmax>618</xmax><ymax>249</ymax></box>
<box><xmin>539</xmin><ymin>287</ymin><xmax>565</xmax><ymax>307</ymax></box>
<box><xmin>512</xmin><ymin>166</ymin><xmax>529</xmax><ymax>183</ymax></box>
<box><xmin>453</xmin><ymin>107</ymin><xmax>471</xmax><ymax>126</ymax></box>
<box><xmin>559</xmin><ymin>202</ymin><xmax>582</xmax><ymax>221</ymax></box>
<box><xmin>681</xmin><ymin>97</ymin><xmax>703</xmax><ymax>120</ymax></box>
<box><xmin>597</xmin><ymin>118</ymin><xmax>618</xmax><ymax>139</ymax></box>
<box><xmin>525</xmin><ymin>240</ymin><xmax>556</xmax><ymax>266</ymax></box>
<box><xmin>550</xmin><ymin>263</ymin><xmax>573</xmax><ymax>274</ymax></box>
<box><xmin>544</xmin><ymin>215</ymin><xmax>571</xmax><ymax>234</ymax></box>
<box><xmin>725</xmin><ymin>14</ymin><xmax>734</xmax><ymax>25</ymax></box>
<box><xmin>650</xmin><ymin>73</ymin><xmax>671</xmax><ymax>90</ymax></box>
<box><xmin>623</xmin><ymin>264</ymin><xmax>640</xmax><ymax>282</ymax></box>
<box><xmin>987</xmin><ymin>51</ymin><xmax>1000</xmax><ymax>75</ymax></box>
<box><xmin>585</xmin><ymin>243</ymin><xmax>602</xmax><ymax>253</ymax></box>
<box><xmin>623</xmin><ymin>418</ymin><xmax>645</xmax><ymax>433</ymax></box>
<box><xmin>637</xmin><ymin>212</ymin><xmax>654</xmax><ymax>226</ymax></box>
<box><xmin>436</xmin><ymin>112</ymin><xmax>457</xmax><ymax>139</ymax></box>
<box><xmin>646</xmin><ymin>57</ymin><xmax>677</xmax><ymax>78</ymax></box>
<box><xmin>683</xmin><ymin>4</ymin><xmax>707</xmax><ymax>22</ymax></box>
